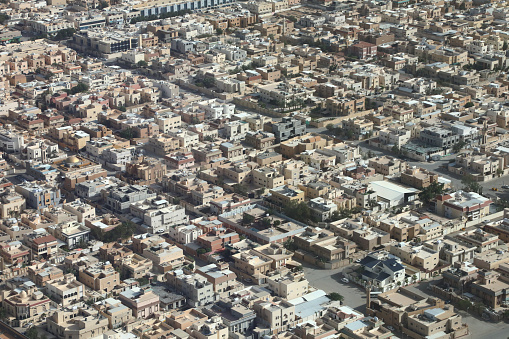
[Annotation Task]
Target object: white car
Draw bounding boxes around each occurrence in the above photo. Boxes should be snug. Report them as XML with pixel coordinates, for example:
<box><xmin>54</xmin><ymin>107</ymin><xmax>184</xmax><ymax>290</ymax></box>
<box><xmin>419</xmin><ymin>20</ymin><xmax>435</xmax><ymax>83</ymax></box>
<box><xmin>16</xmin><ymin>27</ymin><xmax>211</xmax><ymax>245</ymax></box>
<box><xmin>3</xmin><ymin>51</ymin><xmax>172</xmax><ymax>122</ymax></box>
<box><xmin>341</xmin><ymin>278</ymin><xmax>349</xmax><ymax>283</ymax></box>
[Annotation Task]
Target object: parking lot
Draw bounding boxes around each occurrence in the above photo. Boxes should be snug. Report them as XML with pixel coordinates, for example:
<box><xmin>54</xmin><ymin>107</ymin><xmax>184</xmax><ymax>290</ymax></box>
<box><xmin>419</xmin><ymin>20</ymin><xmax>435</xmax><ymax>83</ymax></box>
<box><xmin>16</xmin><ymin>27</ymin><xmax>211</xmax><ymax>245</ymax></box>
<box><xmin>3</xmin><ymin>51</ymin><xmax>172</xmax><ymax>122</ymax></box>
<box><xmin>302</xmin><ymin>263</ymin><xmax>368</xmax><ymax>313</ymax></box>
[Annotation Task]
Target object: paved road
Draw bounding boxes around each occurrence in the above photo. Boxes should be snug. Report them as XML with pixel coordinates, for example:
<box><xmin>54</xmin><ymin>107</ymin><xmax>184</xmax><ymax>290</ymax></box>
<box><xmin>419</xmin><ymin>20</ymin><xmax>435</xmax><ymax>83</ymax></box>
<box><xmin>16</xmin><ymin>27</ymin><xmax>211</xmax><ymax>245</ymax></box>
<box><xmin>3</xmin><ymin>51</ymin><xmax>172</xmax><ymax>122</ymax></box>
<box><xmin>301</xmin><ymin>263</ymin><xmax>367</xmax><ymax>313</ymax></box>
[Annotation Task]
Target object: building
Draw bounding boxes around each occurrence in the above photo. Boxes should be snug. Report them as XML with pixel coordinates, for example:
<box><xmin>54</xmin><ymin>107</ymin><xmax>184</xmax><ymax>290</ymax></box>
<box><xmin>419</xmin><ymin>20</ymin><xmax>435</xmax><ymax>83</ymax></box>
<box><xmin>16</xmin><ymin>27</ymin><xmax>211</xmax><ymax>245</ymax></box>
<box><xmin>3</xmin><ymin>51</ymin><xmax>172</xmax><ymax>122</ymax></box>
<box><xmin>349</xmin><ymin>42</ymin><xmax>377</xmax><ymax>59</ymax></box>
<box><xmin>166</xmin><ymin>270</ymin><xmax>215</xmax><ymax>307</ymax></box>
<box><xmin>71</xmin><ymin>30</ymin><xmax>139</xmax><ymax>56</ymax></box>
<box><xmin>142</xmin><ymin>242</ymin><xmax>185</xmax><ymax>273</ymax></box>
<box><xmin>389</xmin><ymin>243</ymin><xmax>439</xmax><ymax>271</ymax></box>
<box><xmin>78</xmin><ymin>262</ymin><xmax>120</xmax><ymax>292</ymax></box>
<box><xmin>401</xmin><ymin>167</ymin><xmax>439</xmax><ymax>189</ymax></box>
<box><xmin>104</xmin><ymin>185</ymin><xmax>156</xmax><ymax>214</ymax></box>
<box><xmin>0</xmin><ymin>128</ymin><xmax>25</xmax><ymax>153</ymax></box>
<box><xmin>358</xmin><ymin>251</ymin><xmax>405</xmax><ymax>292</ymax></box>
<box><xmin>95</xmin><ymin>298</ymin><xmax>132</xmax><ymax>329</ymax></box>
<box><xmin>268</xmin><ymin>185</ymin><xmax>305</xmax><ymax>207</ymax></box>
<box><xmin>196</xmin><ymin>263</ymin><xmax>239</xmax><ymax>295</ymax></box>
<box><xmin>266</xmin><ymin>271</ymin><xmax>309</xmax><ymax>300</ymax></box>
<box><xmin>406</xmin><ymin>306</ymin><xmax>467</xmax><ymax>339</ymax></box>
<box><xmin>419</xmin><ymin>127</ymin><xmax>460</xmax><ymax>150</ymax></box>
<box><xmin>48</xmin><ymin>221</ymin><xmax>90</xmax><ymax>249</ymax></box>
<box><xmin>130</xmin><ymin>197</ymin><xmax>189</xmax><ymax>233</ymax></box>
<box><xmin>45</xmin><ymin>274</ymin><xmax>85</xmax><ymax>306</ymax></box>
<box><xmin>121</xmin><ymin>253</ymin><xmax>153</xmax><ymax>279</ymax></box>
<box><xmin>3</xmin><ymin>286</ymin><xmax>51</xmax><ymax>327</ymax></box>
<box><xmin>484</xmin><ymin>218</ymin><xmax>509</xmax><ymax>243</ymax></box>
<box><xmin>119</xmin><ymin>287</ymin><xmax>160</xmax><ymax>318</ymax></box>
<box><xmin>47</xmin><ymin>308</ymin><xmax>109</xmax><ymax>339</ymax></box>
<box><xmin>23</xmin><ymin>232</ymin><xmax>58</xmax><ymax>259</ymax></box>
<box><xmin>368</xmin><ymin>156</ymin><xmax>407</xmax><ymax>176</ymax></box>
<box><xmin>434</xmin><ymin>191</ymin><xmax>492</xmax><ymax>221</ymax></box>
<box><xmin>0</xmin><ymin>241</ymin><xmax>30</xmax><ymax>267</ymax></box>
<box><xmin>197</xmin><ymin>227</ymin><xmax>240</xmax><ymax>253</ymax></box>
<box><xmin>15</xmin><ymin>182</ymin><xmax>61</xmax><ymax>211</ymax></box>
<box><xmin>272</xmin><ymin>117</ymin><xmax>306</xmax><ymax>143</ymax></box>
<box><xmin>122</xmin><ymin>158</ymin><xmax>167</xmax><ymax>186</ymax></box>
<box><xmin>455</xmin><ymin>229</ymin><xmax>499</xmax><ymax>253</ymax></box>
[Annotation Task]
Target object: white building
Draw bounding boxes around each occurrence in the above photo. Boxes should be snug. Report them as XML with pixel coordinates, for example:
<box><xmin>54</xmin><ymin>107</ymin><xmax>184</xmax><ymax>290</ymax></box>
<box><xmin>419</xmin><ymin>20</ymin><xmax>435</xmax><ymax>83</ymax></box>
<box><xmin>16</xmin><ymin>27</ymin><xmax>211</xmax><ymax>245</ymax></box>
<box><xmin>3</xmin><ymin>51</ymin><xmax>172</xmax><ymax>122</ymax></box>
<box><xmin>378</xmin><ymin>127</ymin><xmax>411</xmax><ymax>148</ymax></box>
<box><xmin>0</xmin><ymin>127</ymin><xmax>24</xmax><ymax>153</ymax></box>
<box><xmin>101</xmin><ymin>148</ymin><xmax>132</xmax><ymax>171</ymax></box>
<box><xmin>130</xmin><ymin>197</ymin><xmax>189</xmax><ymax>234</ymax></box>
<box><xmin>222</xmin><ymin>121</ymin><xmax>249</xmax><ymax>141</ymax></box>
<box><xmin>168</xmin><ymin>224</ymin><xmax>203</xmax><ymax>244</ymax></box>
<box><xmin>196</xmin><ymin>99</ymin><xmax>235</xmax><ymax>120</ymax></box>
<box><xmin>359</xmin><ymin>251</ymin><xmax>405</xmax><ymax>292</ymax></box>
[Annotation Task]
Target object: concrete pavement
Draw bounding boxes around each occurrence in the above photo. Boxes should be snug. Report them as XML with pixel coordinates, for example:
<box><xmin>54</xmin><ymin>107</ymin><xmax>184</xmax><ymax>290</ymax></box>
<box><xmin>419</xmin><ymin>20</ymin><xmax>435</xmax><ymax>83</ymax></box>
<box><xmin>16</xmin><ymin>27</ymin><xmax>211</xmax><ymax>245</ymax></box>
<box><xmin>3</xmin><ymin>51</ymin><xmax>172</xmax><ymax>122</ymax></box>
<box><xmin>302</xmin><ymin>263</ymin><xmax>368</xmax><ymax>313</ymax></box>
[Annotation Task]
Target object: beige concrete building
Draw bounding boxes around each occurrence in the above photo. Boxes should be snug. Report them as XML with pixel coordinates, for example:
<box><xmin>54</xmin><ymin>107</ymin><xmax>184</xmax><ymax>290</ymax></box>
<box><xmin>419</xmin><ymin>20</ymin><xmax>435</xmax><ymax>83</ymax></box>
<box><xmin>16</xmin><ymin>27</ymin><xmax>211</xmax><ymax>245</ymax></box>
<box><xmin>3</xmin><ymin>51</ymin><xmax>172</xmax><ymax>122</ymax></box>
<box><xmin>78</xmin><ymin>262</ymin><xmax>120</xmax><ymax>292</ymax></box>
<box><xmin>119</xmin><ymin>287</ymin><xmax>160</xmax><ymax>319</ymax></box>
<box><xmin>389</xmin><ymin>243</ymin><xmax>440</xmax><ymax>271</ymax></box>
<box><xmin>47</xmin><ymin>308</ymin><xmax>109</xmax><ymax>339</ymax></box>
<box><xmin>45</xmin><ymin>274</ymin><xmax>85</xmax><ymax>306</ymax></box>
<box><xmin>266</xmin><ymin>271</ymin><xmax>309</xmax><ymax>300</ymax></box>
<box><xmin>95</xmin><ymin>298</ymin><xmax>132</xmax><ymax>329</ymax></box>
<box><xmin>368</xmin><ymin>156</ymin><xmax>407</xmax><ymax>176</ymax></box>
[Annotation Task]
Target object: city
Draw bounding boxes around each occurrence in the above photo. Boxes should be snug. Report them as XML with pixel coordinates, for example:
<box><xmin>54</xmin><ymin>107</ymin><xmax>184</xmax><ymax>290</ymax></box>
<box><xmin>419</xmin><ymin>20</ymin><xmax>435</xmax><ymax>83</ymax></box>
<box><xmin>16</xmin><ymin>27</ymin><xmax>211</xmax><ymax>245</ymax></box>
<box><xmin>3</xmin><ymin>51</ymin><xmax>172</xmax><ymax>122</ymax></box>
<box><xmin>0</xmin><ymin>0</ymin><xmax>508</xmax><ymax>338</ymax></box>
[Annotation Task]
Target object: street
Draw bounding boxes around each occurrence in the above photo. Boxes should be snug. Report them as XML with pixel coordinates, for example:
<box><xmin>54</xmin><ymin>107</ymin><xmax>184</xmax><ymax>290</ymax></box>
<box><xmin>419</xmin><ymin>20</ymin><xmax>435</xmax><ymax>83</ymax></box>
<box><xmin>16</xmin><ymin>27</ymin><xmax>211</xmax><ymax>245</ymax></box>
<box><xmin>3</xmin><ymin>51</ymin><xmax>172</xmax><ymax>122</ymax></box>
<box><xmin>301</xmin><ymin>263</ymin><xmax>368</xmax><ymax>313</ymax></box>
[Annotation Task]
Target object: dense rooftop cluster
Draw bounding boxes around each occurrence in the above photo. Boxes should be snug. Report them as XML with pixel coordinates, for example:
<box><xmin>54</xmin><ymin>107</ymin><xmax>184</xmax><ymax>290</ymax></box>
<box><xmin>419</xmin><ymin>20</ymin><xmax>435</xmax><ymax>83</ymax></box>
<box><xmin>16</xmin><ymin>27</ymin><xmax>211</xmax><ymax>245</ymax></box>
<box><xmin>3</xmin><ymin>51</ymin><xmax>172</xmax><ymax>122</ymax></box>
<box><xmin>1</xmin><ymin>0</ymin><xmax>509</xmax><ymax>338</ymax></box>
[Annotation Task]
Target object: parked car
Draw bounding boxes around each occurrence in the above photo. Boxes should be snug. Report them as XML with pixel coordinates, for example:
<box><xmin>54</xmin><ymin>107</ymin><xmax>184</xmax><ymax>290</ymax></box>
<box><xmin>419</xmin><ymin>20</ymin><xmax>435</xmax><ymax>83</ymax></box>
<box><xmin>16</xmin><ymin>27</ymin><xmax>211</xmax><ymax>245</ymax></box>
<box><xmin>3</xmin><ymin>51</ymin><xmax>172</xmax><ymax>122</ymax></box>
<box><xmin>341</xmin><ymin>278</ymin><xmax>349</xmax><ymax>283</ymax></box>
<box><xmin>502</xmin><ymin>185</ymin><xmax>509</xmax><ymax>189</ymax></box>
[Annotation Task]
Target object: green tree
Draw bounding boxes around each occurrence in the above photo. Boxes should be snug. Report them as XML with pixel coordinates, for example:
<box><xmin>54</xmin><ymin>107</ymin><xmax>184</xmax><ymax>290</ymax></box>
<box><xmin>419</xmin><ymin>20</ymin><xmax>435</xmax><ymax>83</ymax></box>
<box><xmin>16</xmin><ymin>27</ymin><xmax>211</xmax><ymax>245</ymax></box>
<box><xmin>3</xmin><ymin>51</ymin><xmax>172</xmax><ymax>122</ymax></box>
<box><xmin>242</xmin><ymin>213</ymin><xmax>255</xmax><ymax>225</ymax></box>
<box><xmin>118</xmin><ymin>106</ymin><xmax>127</xmax><ymax>112</ymax></box>
<box><xmin>327</xmin><ymin>292</ymin><xmax>344</xmax><ymax>302</ymax></box>
<box><xmin>64</xmin><ymin>82</ymin><xmax>89</xmax><ymax>95</ymax></box>
<box><xmin>503</xmin><ymin>41</ymin><xmax>508</xmax><ymax>51</ymax></box>
<box><xmin>98</xmin><ymin>0</ymin><xmax>109</xmax><ymax>9</ymax></box>
<box><xmin>464</xmin><ymin>102</ymin><xmax>474</xmax><ymax>108</ymax></box>
<box><xmin>345</xmin><ymin>129</ymin><xmax>354</xmax><ymax>140</ymax></box>
<box><xmin>452</xmin><ymin>140</ymin><xmax>467</xmax><ymax>153</ymax></box>
<box><xmin>136</xmin><ymin>277</ymin><xmax>149</xmax><ymax>286</ymax></box>
<box><xmin>216</xmin><ymin>28</ymin><xmax>223</xmax><ymax>35</ymax></box>
<box><xmin>119</xmin><ymin>127</ymin><xmax>135</xmax><ymax>140</ymax></box>
<box><xmin>233</xmin><ymin>184</ymin><xmax>248</xmax><ymax>195</ymax></box>
<box><xmin>26</xmin><ymin>327</ymin><xmax>39</xmax><ymax>339</ymax></box>
<box><xmin>52</xmin><ymin>28</ymin><xmax>76</xmax><ymax>41</ymax></box>
<box><xmin>202</xmin><ymin>77</ymin><xmax>216</xmax><ymax>88</ymax></box>
<box><xmin>261</xmin><ymin>217</ymin><xmax>272</xmax><ymax>228</ymax></box>
<box><xmin>326</xmin><ymin>123</ymin><xmax>335</xmax><ymax>131</ymax></box>
<box><xmin>419</xmin><ymin>182</ymin><xmax>445</xmax><ymax>204</ymax></box>
<box><xmin>284</xmin><ymin>201</ymin><xmax>315</xmax><ymax>223</ymax></box>
<box><xmin>457</xmin><ymin>299</ymin><xmax>472</xmax><ymax>310</ymax></box>
<box><xmin>0</xmin><ymin>13</ymin><xmax>10</xmax><ymax>25</ymax></box>
<box><xmin>137</xmin><ymin>60</ymin><xmax>148</xmax><ymax>67</ymax></box>
<box><xmin>462</xmin><ymin>174</ymin><xmax>483</xmax><ymax>194</ymax></box>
